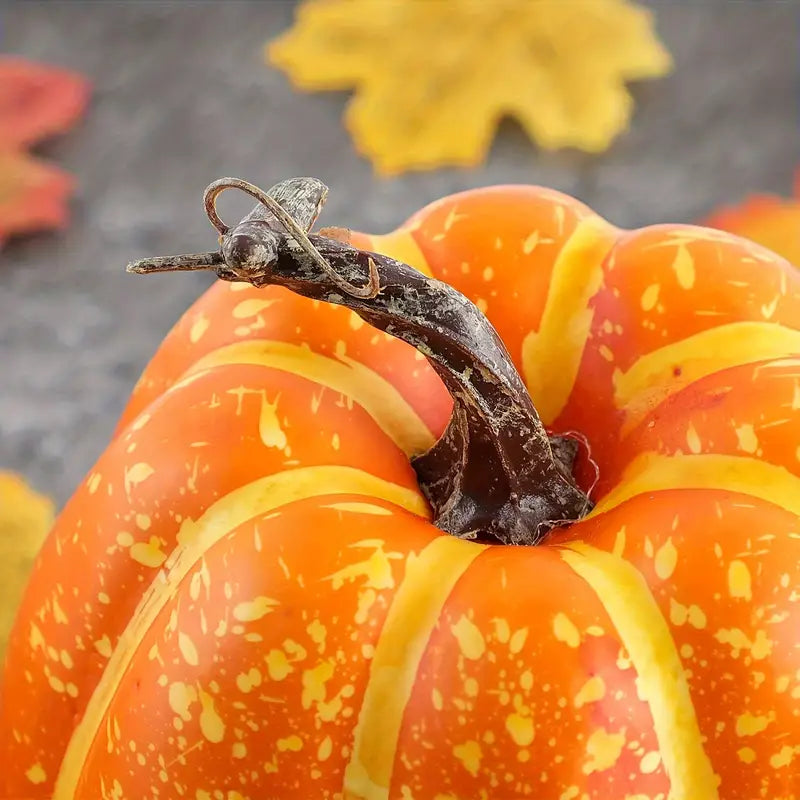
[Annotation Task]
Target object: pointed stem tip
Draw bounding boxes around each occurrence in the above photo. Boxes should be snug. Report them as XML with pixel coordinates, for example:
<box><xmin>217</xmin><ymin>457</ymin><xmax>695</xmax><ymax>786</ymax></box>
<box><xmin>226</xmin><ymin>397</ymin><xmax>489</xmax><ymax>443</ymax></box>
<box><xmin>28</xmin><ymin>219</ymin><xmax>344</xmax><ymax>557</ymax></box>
<box><xmin>126</xmin><ymin>252</ymin><xmax>223</xmax><ymax>275</ymax></box>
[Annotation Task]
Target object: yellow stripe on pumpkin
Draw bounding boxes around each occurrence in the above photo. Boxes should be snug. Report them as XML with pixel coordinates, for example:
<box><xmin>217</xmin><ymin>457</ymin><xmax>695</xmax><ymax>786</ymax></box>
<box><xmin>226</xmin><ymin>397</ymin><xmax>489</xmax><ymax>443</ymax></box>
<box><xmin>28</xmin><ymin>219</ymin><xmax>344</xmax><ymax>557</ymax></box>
<box><xmin>53</xmin><ymin>466</ymin><xmax>428</xmax><ymax>798</ymax></box>
<box><xmin>614</xmin><ymin>321</ymin><xmax>800</xmax><ymax>435</ymax></box>
<box><xmin>560</xmin><ymin>543</ymin><xmax>718</xmax><ymax>798</ymax></box>
<box><xmin>343</xmin><ymin>536</ymin><xmax>487</xmax><ymax>800</ymax></box>
<box><xmin>176</xmin><ymin>339</ymin><xmax>436</xmax><ymax>456</ymax></box>
<box><xmin>593</xmin><ymin>452</ymin><xmax>800</xmax><ymax>518</ymax></box>
<box><xmin>521</xmin><ymin>216</ymin><xmax>617</xmax><ymax>424</ymax></box>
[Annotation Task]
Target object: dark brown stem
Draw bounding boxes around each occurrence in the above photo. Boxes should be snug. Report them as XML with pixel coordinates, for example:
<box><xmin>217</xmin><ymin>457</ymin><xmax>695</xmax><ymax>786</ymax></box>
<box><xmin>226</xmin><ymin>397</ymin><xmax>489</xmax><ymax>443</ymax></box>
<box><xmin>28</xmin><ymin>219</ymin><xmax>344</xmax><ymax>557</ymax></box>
<box><xmin>127</xmin><ymin>178</ymin><xmax>592</xmax><ymax>544</ymax></box>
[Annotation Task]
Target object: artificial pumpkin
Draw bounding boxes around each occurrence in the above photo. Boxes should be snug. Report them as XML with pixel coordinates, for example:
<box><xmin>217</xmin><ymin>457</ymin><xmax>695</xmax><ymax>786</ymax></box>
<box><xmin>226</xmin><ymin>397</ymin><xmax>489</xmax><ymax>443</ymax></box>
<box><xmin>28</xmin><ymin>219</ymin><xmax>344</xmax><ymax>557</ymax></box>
<box><xmin>2</xmin><ymin>174</ymin><xmax>799</xmax><ymax>800</ymax></box>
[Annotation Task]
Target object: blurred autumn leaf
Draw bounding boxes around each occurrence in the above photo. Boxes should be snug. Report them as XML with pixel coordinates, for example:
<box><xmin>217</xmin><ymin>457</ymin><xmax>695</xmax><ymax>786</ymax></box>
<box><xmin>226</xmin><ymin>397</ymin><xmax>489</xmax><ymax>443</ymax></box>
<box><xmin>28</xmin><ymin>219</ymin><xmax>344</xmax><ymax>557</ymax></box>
<box><xmin>0</xmin><ymin>56</ymin><xmax>90</xmax><ymax>249</ymax></box>
<box><xmin>0</xmin><ymin>472</ymin><xmax>54</xmax><ymax>663</ymax></box>
<box><xmin>268</xmin><ymin>0</ymin><xmax>672</xmax><ymax>175</ymax></box>
<box><xmin>702</xmin><ymin>173</ymin><xmax>800</xmax><ymax>268</ymax></box>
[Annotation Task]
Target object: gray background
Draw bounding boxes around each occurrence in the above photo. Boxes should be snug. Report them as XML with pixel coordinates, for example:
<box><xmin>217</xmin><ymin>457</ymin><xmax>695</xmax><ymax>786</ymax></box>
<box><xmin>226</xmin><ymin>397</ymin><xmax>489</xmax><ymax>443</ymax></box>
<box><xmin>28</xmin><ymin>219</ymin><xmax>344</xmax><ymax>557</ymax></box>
<box><xmin>1</xmin><ymin>1</ymin><xmax>798</xmax><ymax>508</ymax></box>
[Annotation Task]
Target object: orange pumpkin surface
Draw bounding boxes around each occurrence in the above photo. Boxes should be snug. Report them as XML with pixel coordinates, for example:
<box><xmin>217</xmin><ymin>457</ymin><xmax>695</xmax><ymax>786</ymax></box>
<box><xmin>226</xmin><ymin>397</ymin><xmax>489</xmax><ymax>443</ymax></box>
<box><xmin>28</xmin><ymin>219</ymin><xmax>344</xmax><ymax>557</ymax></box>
<box><xmin>2</xmin><ymin>183</ymin><xmax>799</xmax><ymax>799</ymax></box>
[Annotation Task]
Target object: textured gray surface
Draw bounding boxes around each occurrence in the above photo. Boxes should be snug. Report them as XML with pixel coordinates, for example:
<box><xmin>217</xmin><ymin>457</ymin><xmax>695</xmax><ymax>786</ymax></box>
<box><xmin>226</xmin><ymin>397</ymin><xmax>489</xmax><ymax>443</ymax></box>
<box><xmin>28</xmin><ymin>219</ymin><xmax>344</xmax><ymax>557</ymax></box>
<box><xmin>1</xmin><ymin>1</ymin><xmax>797</xmax><ymax>508</ymax></box>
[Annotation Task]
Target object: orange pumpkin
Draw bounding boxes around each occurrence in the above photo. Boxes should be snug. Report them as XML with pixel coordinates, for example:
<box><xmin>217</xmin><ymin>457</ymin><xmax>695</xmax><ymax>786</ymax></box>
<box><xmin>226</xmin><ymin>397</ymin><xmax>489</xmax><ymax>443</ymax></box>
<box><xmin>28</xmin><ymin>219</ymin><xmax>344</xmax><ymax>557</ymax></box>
<box><xmin>2</xmin><ymin>176</ymin><xmax>799</xmax><ymax>800</ymax></box>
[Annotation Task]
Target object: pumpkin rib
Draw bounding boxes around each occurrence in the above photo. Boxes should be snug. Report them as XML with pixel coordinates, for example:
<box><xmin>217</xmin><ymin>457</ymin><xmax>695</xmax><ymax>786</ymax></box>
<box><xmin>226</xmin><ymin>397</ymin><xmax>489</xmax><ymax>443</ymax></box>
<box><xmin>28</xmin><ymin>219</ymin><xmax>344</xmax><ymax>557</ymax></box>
<box><xmin>174</xmin><ymin>338</ymin><xmax>436</xmax><ymax>457</ymax></box>
<box><xmin>53</xmin><ymin>467</ymin><xmax>429</xmax><ymax>797</ymax></box>
<box><xmin>560</xmin><ymin>543</ymin><xmax>719</xmax><ymax>798</ymax></box>
<box><xmin>612</xmin><ymin>321</ymin><xmax>800</xmax><ymax>436</ymax></box>
<box><xmin>520</xmin><ymin>215</ymin><xmax>619</xmax><ymax>425</ymax></box>
<box><xmin>343</xmin><ymin>535</ymin><xmax>487</xmax><ymax>800</ymax></box>
<box><xmin>592</xmin><ymin>452</ymin><xmax>800</xmax><ymax>518</ymax></box>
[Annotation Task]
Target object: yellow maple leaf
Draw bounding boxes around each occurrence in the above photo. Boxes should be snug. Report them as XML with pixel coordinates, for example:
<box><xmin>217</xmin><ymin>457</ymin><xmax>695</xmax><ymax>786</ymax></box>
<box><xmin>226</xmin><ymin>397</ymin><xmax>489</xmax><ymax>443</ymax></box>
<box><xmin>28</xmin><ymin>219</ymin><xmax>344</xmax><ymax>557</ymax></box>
<box><xmin>702</xmin><ymin>172</ymin><xmax>800</xmax><ymax>267</ymax></box>
<box><xmin>0</xmin><ymin>471</ymin><xmax>54</xmax><ymax>663</ymax></box>
<box><xmin>267</xmin><ymin>0</ymin><xmax>672</xmax><ymax>175</ymax></box>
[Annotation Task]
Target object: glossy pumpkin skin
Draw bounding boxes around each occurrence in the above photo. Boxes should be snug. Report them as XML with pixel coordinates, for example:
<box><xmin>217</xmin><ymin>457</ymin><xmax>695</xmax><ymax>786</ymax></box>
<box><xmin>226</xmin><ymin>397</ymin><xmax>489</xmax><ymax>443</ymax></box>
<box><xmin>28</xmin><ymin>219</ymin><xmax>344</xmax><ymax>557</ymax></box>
<box><xmin>3</xmin><ymin>186</ymin><xmax>800</xmax><ymax>800</ymax></box>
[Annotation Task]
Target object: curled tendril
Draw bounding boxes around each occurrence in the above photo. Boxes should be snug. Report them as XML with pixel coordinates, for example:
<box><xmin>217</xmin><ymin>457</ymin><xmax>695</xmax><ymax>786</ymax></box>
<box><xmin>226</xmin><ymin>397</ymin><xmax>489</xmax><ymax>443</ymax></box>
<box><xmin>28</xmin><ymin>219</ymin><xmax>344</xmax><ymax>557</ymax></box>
<box><xmin>202</xmin><ymin>177</ymin><xmax>379</xmax><ymax>299</ymax></box>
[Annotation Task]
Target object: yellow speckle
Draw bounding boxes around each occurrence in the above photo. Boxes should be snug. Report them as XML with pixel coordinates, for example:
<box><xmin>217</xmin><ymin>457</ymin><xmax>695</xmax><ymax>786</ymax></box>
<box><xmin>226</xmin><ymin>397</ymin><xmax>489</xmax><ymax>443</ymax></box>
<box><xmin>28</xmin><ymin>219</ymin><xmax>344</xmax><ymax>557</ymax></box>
<box><xmin>476</xmin><ymin>298</ymin><xmax>488</xmax><ymax>313</ymax></box>
<box><xmin>734</xmin><ymin>423</ymin><xmax>758</xmax><ymax>454</ymax></box>
<box><xmin>327</xmin><ymin>540</ymin><xmax>398</xmax><ymax>591</ymax></box>
<box><xmin>87</xmin><ymin>473</ymin><xmax>102</xmax><ymax>494</ymax></box>
<box><xmin>670</xmin><ymin>599</ymin><xmax>706</xmax><ymax>629</ymax></box>
<box><xmin>231</xmin><ymin>741</ymin><xmax>247</xmax><ymax>759</ymax></box>
<box><xmin>582</xmin><ymin>727</ymin><xmax>625</xmax><ymax>774</ymax></box>
<box><xmin>640</xmin><ymin>284</ymin><xmax>660</xmax><ymax>311</ymax></box>
<box><xmin>116</xmin><ymin>531</ymin><xmax>133</xmax><ymax>547</ymax></box>
<box><xmin>233</xmin><ymin>596</ymin><xmax>279</xmax><ymax>622</ymax></box>
<box><xmin>124</xmin><ymin>462</ymin><xmax>155</xmax><ymax>494</ymax></box>
<box><xmin>130</xmin><ymin>537</ymin><xmax>167</xmax><ymax>568</ymax></box>
<box><xmin>178</xmin><ymin>632</ymin><xmax>199</xmax><ymax>666</ymax></box>
<box><xmin>735</xmin><ymin>711</ymin><xmax>771</xmax><ymax>737</ymax></box>
<box><xmin>482</xmin><ymin>266</ymin><xmax>494</xmax><ymax>281</ymax></box>
<box><xmin>258</xmin><ymin>393</ymin><xmax>287</xmax><ymax>450</ymax></box>
<box><xmin>680</xmin><ymin>643</ymin><xmax>694</xmax><ymax>659</ymax></box>
<box><xmin>519</xmin><ymin>670</ymin><xmax>533</xmax><ymax>691</ymax></box>
<box><xmin>307</xmin><ymin>619</ymin><xmax>327</xmax><ymax>652</ymax></box>
<box><xmin>640</xmin><ymin>750</ymin><xmax>661</xmax><ymax>774</ymax></box>
<box><xmin>450</xmin><ymin>615</ymin><xmax>486</xmax><ymax>660</ymax></box>
<box><xmin>769</xmin><ymin>745</ymin><xmax>794</xmax><ymax>769</ymax></box>
<box><xmin>687</xmin><ymin>605</ymin><xmax>706</xmax><ymax>629</ymax></box>
<box><xmin>654</xmin><ymin>538</ymin><xmax>678</xmax><ymax>580</ymax></box>
<box><xmin>25</xmin><ymin>763</ymin><xmax>47</xmax><ymax>785</ymax></box>
<box><xmin>94</xmin><ymin>635</ymin><xmax>113</xmax><ymax>658</ymax></box>
<box><xmin>452</xmin><ymin>740</ymin><xmax>482</xmax><ymax>777</ymax></box>
<box><xmin>685</xmin><ymin>423</ymin><xmax>702</xmax><ymax>454</ymax></box>
<box><xmin>189</xmin><ymin>314</ymin><xmax>210</xmax><ymax>343</ymax></box>
<box><xmin>492</xmin><ymin>618</ymin><xmax>510</xmax><ymax>643</ymax></box>
<box><xmin>522</xmin><ymin>230</ymin><xmax>540</xmax><ymax>254</ymax></box>
<box><xmin>737</xmin><ymin>747</ymin><xmax>756</xmax><ymax>764</ymax></box>
<box><xmin>508</xmin><ymin>627</ymin><xmax>529</xmax><ymax>655</ymax></box>
<box><xmin>169</xmin><ymin>681</ymin><xmax>197</xmax><ymax>721</ymax></box>
<box><xmin>598</xmin><ymin>344</ymin><xmax>614</xmax><ymax>362</ymax></box>
<box><xmin>318</xmin><ymin>735</ymin><xmax>333</xmax><ymax>761</ymax></box>
<box><xmin>432</xmin><ymin>688</ymin><xmax>443</xmax><ymax>710</ymax></box>
<box><xmin>553</xmin><ymin>612</ymin><xmax>580</xmax><ymax>648</ymax></box>
<box><xmin>331</xmin><ymin>432</ymin><xmax>341</xmax><ymax>451</ymax></box>
<box><xmin>198</xmin><ymin>689</ymin><xmax>225</xmax><ymax>743</ymax></box>
<box><xmin>574</xmin><ymin>676</ymin><xmax>606</xmax><ymax>708</ymax></box>
<box><xmin>266</xmin><ymin>649</ymin><xmax>293</xmax><ymax>681</ymax></box>
<box><xmin>727</xmin><ymin>560</ymin><xmax>752</xmax><ymax>601</ymax></box>
<box><xmin>235</xmin><ymin>668</ymin><xmax>262</xmax><ymax>693</ymax></box>
<box><xmin>355</xmin><ymin>588</ymin><xmax>376</xmax><ymax>625</ymax></box>
<box><xmin>134</xmin><ymin>513</ymin><xmax>151</xmax><ymax>531</ymax></box>
<box><xmin>277</xmin><ymin>735</ymin><xmax>303</xmax><ymax>752</ymax></box>
<box><xmin>233</xmin><ymin>298</ymin><xmax>275</xmax><ymax>318</ymax></box>
<box><xmin>130</xmin><ymin>412</ymin><xmax>151</xmax><ymax>432</ymax></box>
<box><xmin>672</xmin><ymin>244</ymin><xmax>696</xmax><ymax>289</ymax></box>
<box><xmin>301</xmin><ymin>660</ymin><xmax>334</xmax><ymax>709</ymax></box>
<box><xmin>348</xmin><ymin>310</ymin><xmax>364</xmax><ymax>330</ymax></box>
<box><xmin>505</xmin><ymin>713</ymin><xmax>534</xmax><ymax>746</ymax></box>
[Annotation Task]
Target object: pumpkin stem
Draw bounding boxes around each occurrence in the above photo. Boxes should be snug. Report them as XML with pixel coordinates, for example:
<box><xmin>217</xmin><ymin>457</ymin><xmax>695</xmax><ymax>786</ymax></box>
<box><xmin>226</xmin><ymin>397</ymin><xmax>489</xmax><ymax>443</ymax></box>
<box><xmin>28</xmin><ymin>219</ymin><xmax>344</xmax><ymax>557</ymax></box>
<box><xmin>128</xmin><ymin>177</ymin><xmax>593</xmax><ymax>544</ymax></box>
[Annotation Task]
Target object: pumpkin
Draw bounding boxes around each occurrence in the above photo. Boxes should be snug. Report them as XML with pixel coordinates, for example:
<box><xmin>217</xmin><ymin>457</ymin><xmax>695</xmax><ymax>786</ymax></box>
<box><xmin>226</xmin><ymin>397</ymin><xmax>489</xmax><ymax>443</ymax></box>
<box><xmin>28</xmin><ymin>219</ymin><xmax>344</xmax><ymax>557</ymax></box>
<box><xmin>2</xmin><ymin>175</ymin><xmax>799</xmax><ymax>800</ymax></box>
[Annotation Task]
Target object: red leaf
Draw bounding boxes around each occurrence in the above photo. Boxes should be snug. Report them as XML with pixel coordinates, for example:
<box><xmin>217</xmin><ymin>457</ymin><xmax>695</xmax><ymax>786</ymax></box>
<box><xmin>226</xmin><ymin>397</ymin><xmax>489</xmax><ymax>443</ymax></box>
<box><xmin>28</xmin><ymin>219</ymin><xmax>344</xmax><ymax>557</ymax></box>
<box><xmin>702</xmin><ymin>171</ymin><xmax>800</xmax><ymax>267</ymax></box>
<box><xmin>0</xmin><ymin>149</ymin><xmax>74</xmax><ymax>245</ymax></box>
<box><xmin>0</xmin><ymin>57</ymin><xmax>90</xmax><ymax>149</ymax></box>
